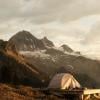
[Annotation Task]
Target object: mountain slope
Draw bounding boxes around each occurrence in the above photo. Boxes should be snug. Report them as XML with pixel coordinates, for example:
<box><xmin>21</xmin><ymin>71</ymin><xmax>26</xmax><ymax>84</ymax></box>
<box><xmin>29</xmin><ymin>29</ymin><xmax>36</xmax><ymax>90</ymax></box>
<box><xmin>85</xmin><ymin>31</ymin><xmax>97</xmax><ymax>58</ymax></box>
<box><xmin>0</xmin><ymin>49</ymin><xmax>48</xmax><ymax>87</ymax></box>
<box><xmin>6</xmin><ymin>30</ymin><xmax>100</xmax><ymax>88</ymax></box>
<box><xmin>0</xmin><ymin>39</ymin><xmax>7</xmax><ymax>50</ymax></box>
<box><xmin>20</xmin><ymin>48</ymin><xmax>100</xmax><ymax>88</ymax></box>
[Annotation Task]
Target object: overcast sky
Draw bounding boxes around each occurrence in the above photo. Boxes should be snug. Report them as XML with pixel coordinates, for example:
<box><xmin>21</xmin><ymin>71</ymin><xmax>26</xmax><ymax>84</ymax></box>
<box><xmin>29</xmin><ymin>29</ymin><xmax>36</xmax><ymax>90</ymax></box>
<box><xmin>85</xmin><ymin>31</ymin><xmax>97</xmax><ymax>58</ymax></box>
<box><xmin>0</xmin><ymin>0</ymin><xmax>100</xmax><ymax>58</ymax></box>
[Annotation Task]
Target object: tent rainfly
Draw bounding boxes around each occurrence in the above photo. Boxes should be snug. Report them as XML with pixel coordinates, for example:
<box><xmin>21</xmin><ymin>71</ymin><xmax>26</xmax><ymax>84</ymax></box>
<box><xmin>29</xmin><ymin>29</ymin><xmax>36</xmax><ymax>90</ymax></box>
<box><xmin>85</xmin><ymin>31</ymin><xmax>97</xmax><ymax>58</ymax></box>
<box><xmin>48</xmin><ymin>73</ymin><xmax>81</xmax><ymax>90</ymax></box>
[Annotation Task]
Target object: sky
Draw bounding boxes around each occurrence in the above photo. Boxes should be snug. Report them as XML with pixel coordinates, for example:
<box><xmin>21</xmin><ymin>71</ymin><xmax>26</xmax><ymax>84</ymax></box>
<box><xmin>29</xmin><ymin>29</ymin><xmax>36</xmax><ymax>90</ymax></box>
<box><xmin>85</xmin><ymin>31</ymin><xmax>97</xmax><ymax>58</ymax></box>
<box><xmin>0</xmin><ymin>0</ymin><xmax>100</xmax><ymax>58</ymax></box>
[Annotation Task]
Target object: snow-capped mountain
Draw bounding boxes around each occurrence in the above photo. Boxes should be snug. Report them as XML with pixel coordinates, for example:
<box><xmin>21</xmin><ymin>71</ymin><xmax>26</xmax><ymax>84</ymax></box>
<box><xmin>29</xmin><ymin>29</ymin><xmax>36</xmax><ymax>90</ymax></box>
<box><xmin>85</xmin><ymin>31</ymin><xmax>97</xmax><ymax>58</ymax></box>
<box><xmin>5</xmin><ymin>30</ymin><xmax>100</xmax><ymax>88</ymax></box>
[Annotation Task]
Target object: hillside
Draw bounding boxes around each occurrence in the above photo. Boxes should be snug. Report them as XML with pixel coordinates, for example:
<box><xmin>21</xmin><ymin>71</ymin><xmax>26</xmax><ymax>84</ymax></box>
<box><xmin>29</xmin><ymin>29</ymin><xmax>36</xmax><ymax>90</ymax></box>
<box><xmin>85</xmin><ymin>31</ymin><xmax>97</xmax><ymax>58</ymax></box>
<box><xmin>0</xmin><ymin>47</ymin><xmax>48</xmax><ymax>87</ymax></box>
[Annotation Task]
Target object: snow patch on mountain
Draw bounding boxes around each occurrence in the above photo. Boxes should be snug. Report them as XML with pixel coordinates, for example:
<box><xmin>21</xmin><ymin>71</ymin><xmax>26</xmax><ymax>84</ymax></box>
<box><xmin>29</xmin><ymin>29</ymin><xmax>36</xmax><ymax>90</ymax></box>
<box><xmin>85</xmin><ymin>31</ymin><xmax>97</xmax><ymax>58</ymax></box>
<box><xmin>19</xmin><ymin>50</ymin><xmax>59</xmax><ymax>62</ymax></box>
<box><xmin>50</xmin><ymin>47</ymin><xmax>80</xmax><ymax>56</ymax></box>
<box><xmin>19</xmin><ymin>50</ymin><xmax>49</xmax><ymax>58</ymax></box>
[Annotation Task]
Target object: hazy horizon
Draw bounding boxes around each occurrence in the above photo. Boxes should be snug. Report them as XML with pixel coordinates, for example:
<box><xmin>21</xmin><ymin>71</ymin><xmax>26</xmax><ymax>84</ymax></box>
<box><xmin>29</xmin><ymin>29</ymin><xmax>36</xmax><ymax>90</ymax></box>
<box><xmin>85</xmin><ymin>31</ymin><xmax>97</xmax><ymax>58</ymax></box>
<box><xmin>0</xmin><ymin>0</ymin><xmax>100</xmax><ymax>58</ymax></box>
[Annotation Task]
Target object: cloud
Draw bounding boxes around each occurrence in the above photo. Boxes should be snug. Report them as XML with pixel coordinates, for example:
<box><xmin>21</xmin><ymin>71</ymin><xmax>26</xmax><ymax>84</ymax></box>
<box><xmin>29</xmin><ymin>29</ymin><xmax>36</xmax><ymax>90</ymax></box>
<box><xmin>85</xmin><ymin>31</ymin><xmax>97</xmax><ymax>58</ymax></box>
<box><xmin>0</xmin><ymin>0</ymin><xmax>100</xmax><ymax>23</ymax></box>
<box><xmin>25</xmin><ymin>0</ymin><xmax>100</xmax><ymax>24</ymax></box>
<box><xmin>81</xmin><ymin>21</ymin><xmax>100</xmax><ymax>45</ymax></box>
<box><xmin>0</xmin><ymin>0</ymin><xmax>100</xmax><ymax>58</ymax></box>
<box><xmin>85</xmin><ymin>21</ymin><xmax>100</xmax><ymax>44</ymax></box>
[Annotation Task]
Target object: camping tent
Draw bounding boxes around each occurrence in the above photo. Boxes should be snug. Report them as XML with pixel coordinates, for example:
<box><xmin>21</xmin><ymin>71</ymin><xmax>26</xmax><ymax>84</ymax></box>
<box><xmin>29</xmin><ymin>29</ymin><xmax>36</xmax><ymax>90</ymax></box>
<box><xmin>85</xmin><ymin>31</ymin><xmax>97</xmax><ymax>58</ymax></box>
<box><xmin>48</xmin><ymin>73</ymin><xmax>81</xmax><ymax>90</ymax></box>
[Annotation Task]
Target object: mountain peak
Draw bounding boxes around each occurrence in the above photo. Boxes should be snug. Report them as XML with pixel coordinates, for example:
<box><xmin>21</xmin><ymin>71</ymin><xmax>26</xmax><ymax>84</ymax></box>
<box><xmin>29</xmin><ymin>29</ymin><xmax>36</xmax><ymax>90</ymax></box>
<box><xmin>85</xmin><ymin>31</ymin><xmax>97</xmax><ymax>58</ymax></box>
<box><xmin>6</xmin><ymin>30</ymin><xmax>46</xmax><ymax>51</ymax></box>
<box><xmin>18</xmin><ymin>30</ymin><xmax>31</xmax><ymax>34</ymax></box>
<box><xmin>43</xmin><ymin>36</ymin><xmax>48</xmax><ymax>40</ymax></box>
<box><xmin>61</xmin><ymin>44</ymin><xmax>73</xmax><ymax>53</ymax></box>
<box><xmin>41</xmin><ymin>36</ymin><xmax>54</xmax><ymax>47</ymax></box>
<box><xmin>14</xmin><ymin>30</ymin><xmax>36</xmax><ymax>38</ymax></box>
